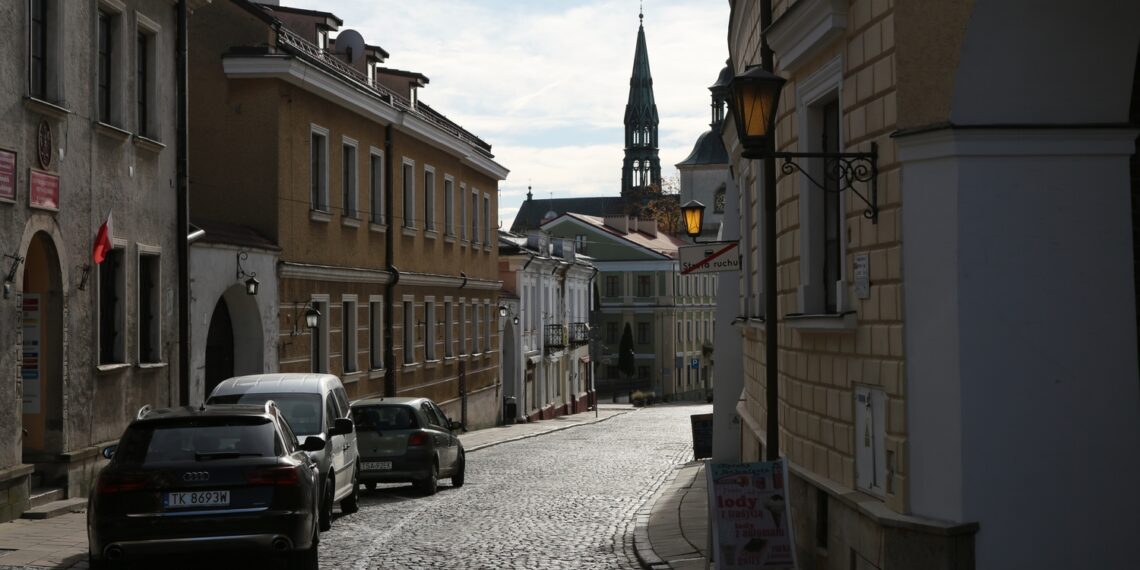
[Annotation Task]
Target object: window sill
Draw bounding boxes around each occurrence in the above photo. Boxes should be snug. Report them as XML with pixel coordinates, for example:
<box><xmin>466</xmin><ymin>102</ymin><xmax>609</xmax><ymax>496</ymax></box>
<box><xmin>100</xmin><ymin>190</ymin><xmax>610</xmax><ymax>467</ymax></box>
<box><xmin>96</xmin><ymin>362</ymin><xmax>131</xmax><ymax>374</ymax></box>
<box><xmin>341</xmin><ymin>216</ymin><xmax>361</xmax><ymax>228</ymax></box>
<box><xmin>369</xmin><ymin>222</ymin><xmax>387</xmax><ymax>234</ymax></box>
<box><xmin>424</xmin><ymin>358</ymin><xmax>441</xmax><ymax>366</ymax></box>
<box><xmin>94</xmin><ymin>121</ymin><xmax>132</xmax><ymax>143</ymax></box>
<box><xmin>785</xmin><ymin>311</ymin><xmax>857</xmax><ymax>332</ymax></box>
<box><xmin>401</xmin><ymin>362</ymin><xmax>421</xmax><ymax>372</ymax></box>
<box><xmin>23</xmin><ymin>96</ymin><xmax>71</xmax><ymax>119</ymax></box>
<box><xmin>443</xmin><ymin>235</ymin><xmax>456</xmax><ymax>245</ymax></box>
<box><xmin>368</xmin><ymin>368</ymin><xmax>387</xmax><ymax>380</ymax></box>
<box><xmin>310</xmin><ymin>209</ymin><xmax>332</xmax><ymax>223</ymax></box>
<box><xmin>424</xmin><ymin>229</ymin><xmax>439</xmax><ymax>240</ymax></box>
<box><xmin>136</xmin><ymin>362</ymin><xmax>167</xmax><ymax>370</ymax></box>
<box><xmin>401</xmin><ymin>226</ymin><xmax>418</xmax><ymax>238</ymax></box>
<box><xmin>483</xmin><ymin>245</ymin><xmax>492</xmax><ymax>253</ymax></box>
<box><xmin>133</xmin><ymin>135</ymin><xmax>165</xmax><ymax>153</ymax></box>
<box><xmin>341</xmin><ymin>370</ymin><xmax>364</xmax><ymax>383</ymax></box>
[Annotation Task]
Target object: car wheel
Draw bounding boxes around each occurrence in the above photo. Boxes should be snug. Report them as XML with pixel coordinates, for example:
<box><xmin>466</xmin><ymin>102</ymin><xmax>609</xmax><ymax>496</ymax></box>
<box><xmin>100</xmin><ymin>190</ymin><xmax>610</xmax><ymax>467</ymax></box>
<box><xmin>88</xmin><ymin>554</ymin><xmax>109</xmax><ymax>570</ymax></box>
<box><xmin>318</xmin><ymin>476</ymin><xmax>334</xmax><ymax>531</ymax></box>
<box><xmin>451</xmin><ymin>450</ymin><xmax>465</xmax><ymax>488</ymax></box>
<box><xmin>418</xmin><ymin>461</ymin><xmax>439</xmax><ymax>495</ymax></box>
<box><xmin>340</xmin><ymin>465</ymin><xmax>360</xmax><ymax>514</ymax></box>
<box><xmin>290</xmin><ymin>522</ymin><xmax>319</xmax><ymax>570</ymax></box>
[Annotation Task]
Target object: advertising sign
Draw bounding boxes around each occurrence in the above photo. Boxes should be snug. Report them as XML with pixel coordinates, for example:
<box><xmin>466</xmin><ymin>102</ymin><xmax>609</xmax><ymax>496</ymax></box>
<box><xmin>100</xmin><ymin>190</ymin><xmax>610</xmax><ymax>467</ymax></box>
<box><xmin>690</xmin><ymin>413</ymin><xmax>713</xmax><ymax>460</ymax></box>
<box><xmin>22</xmin><ymin>295</ymin><xmax>42</xmax><ymax>414</ymax></box>
<box><xmin>29</xmin><ymin>169</ymin><xmax>59</xmax><ymax>211</ymax></box>
<box><xmin>680</xmin><ymin>242</ymin><xmax>740</xmax><ymax>275</ymax></box>
<box><xmin>708</xmin><ymin>460</ymin><xmax>797</xmax><ymax>569</ymax></box>
<box><xmin>0</xmin><ymin>149</ymin><xmax>15</xmax><ymax>202</ymax></box>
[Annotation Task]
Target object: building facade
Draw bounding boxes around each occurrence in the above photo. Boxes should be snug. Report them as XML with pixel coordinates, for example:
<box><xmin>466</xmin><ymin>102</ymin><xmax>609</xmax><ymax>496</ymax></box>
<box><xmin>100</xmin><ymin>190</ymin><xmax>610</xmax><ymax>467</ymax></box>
<box><xmin>189</xmin><ymin>1</ymin><xmax>508</xmax><ymax>429</ymax></box>
<box><xmin>724</xmin><ymin>0</ymin><xmax>1140</xmax><ymax>568</ymax></box>
<box><xmin>498</xmin><ymin>231</ymin><xmax>595</xmax><ymax>422</ymax></box>
<box><xmin>0</xmin><ymin>0</ymin><xmax>202</xmax><ymax>519</ymax></box>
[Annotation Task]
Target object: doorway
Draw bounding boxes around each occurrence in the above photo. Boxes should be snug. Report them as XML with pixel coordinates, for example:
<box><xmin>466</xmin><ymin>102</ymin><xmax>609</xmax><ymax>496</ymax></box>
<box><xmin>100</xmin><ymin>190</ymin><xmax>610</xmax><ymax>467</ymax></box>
<box><xmin>204</xmin><ymin>298</ymin><xmax>234</xmax><ymax>396</ymax></box>
<box><xmin>20</xmin><ymin>232</ymin><xmax>63</xmax><ymax>470</ymax></box>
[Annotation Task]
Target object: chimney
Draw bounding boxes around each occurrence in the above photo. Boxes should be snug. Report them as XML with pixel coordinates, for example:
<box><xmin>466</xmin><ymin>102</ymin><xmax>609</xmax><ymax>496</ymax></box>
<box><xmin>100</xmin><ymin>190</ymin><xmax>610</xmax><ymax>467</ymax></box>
<box><xmin>603</xmin><ymin>215</ymin><xmax>629</xmax><ymax>234</ymax></box>
<box><xmin>637</xmin><ymin>218</ymin><xmax>658</xmax><ymax>237</ymax></box>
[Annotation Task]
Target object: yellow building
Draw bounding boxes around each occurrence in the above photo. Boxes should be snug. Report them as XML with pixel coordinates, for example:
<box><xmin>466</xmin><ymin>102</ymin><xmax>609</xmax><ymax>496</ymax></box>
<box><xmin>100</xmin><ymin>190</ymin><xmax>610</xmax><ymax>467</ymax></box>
<box><xmin>189</xmin><ymin>1</ymin><xmax>508</xmax><ymax>428</ymax></box>
<box><xmin>724</xmin><ymin>1</ymin><xmax>1139</xmax><ymax>569</ymax></box>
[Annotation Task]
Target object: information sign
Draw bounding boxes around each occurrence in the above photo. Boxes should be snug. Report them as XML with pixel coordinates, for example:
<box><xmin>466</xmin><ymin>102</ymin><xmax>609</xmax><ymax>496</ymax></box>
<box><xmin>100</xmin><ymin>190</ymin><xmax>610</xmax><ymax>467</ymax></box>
<box><xmin>707</xmin><ymin>460</ymin><xmax>797</xmax><ymax>569</ymax></box>
<box><xmin>29</xmin><ymin>169</ymin><xmax>59</xmax><ymax>211</ymax></box>
<box><xmin>690</xmin><ymin>413</ymin><xmax>713</xmax><ymax>460</ymax></box>
<box><xmin>0</xmin><ymin>149</ymin><xmax>15</xmax><ymax>202</ymax></box>
<box><xmin>680</xmin><ymin>242</ymin><xmax>740</xmax><ymax>275</ymax></box>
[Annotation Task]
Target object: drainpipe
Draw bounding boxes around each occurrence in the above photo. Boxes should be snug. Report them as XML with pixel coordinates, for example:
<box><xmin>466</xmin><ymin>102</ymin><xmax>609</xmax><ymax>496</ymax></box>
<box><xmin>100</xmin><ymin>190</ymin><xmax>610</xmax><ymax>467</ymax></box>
<box><xmin>176</xmin><ymin>0</ymin><xmax>190</xmax><ymax>406</ymax></box>
<box><xmin>383</xmin><ymin>125</ymin><xmax>396</xmax><ymax>396</ymax></box>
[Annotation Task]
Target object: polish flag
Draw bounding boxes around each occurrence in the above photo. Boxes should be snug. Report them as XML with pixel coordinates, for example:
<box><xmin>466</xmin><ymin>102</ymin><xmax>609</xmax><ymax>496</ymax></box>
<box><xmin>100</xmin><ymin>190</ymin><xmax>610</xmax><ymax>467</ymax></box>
<box><xmin>93</xmin><ymin>212</ymin><xmax>113</xmax><ymax>264</ymax></box>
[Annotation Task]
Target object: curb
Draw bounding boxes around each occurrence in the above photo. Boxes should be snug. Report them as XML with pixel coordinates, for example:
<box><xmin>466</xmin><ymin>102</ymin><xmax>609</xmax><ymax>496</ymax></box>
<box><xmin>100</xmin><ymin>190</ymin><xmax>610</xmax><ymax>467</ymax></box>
<box><xmin>633</xmin><ymin>464</ymin><xmax>685</xmax><ymax>570</ymax></box>
<box><xmin>464</xmin><ymin>408</ymin><xmax>634</xmax><ymax>453</ymax></box>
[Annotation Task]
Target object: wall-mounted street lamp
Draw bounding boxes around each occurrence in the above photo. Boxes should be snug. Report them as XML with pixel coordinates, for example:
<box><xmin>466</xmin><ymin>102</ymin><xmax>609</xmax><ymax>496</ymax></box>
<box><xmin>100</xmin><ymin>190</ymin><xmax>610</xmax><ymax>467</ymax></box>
<box><xmin>498</xmin><ymin>305</ymin><xmax>520</xmax><ymax>326</ymax></box>
<box><xmin>290</xmin><ymin>301</ymin><xmax>321</xmax><ymax>336</ymax></box>
<box><xmin>76</xmin><ymin>264</ymin><xmax>92</xmax><ymax>291</ymax></box>
<box><xmin>729</xmin><ymin>65</ymin><xmax>879</xmax><ymax>222</ymax></box>
<box><xmin>680</xmin><ymin>200</ymin><xmax>707</xmax><ymax>241</ymax></box>
<box><xmin>3</xmin><ymin>254</ymin><xmax>24</xmax><ymax>300</ymax></box>
<box><xmin>236</xmin><ymin>251</ymin><xmax>259</xmax><ymax>296</ymax></box>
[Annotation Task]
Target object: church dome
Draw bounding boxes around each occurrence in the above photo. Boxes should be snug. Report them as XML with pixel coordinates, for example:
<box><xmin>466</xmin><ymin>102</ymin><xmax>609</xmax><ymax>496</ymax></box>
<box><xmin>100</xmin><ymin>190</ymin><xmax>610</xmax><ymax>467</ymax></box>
<box><xmin>677</xmin><ymin>130</ymin><xmax>728</xmax><ymax>166</ymax></box>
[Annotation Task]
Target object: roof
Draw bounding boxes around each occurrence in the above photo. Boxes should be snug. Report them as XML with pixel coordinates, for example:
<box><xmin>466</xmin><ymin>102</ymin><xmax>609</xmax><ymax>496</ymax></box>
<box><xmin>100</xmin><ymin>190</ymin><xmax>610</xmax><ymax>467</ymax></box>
<box><xmin>263</xmin><ymin>4</ymin><xmax>343</xmax><ymax>27</ymax></box>
<box><xmin>510</xmin><ymin>196</ymin><xmax>626</xmax><ymax>233</ymax></box>
<box><xmin>676</xmin><ymin>130</ymin><xmax>728</xmax><ymax>167</ymax></box>
<box><xmin>625</xmin><ymin>16</ymin><xmax>659</xmax><ymax>126</ymax></box>
<box><xmin>191</xmin><ymin>218</ymin><xmax>279</xmax><ymax>251</ymax></box>
<box><xmin>542</xmin><ymin>213</ymin><xmax>686</xmax><ymax>259</ymax></box>
<box><xmin>209</xmin><ymin>373</ymin><xmax>342</xmax><ymax>397</ymax></box>
<box><xmin>135</xmin><ymin>404</ymin><xmax>272</xmax><ymax>422</ymax></box>
<box><xmin>351</xmin><ymin>396</ymin><xmax>428</xmax><ymax>407</ymax></box>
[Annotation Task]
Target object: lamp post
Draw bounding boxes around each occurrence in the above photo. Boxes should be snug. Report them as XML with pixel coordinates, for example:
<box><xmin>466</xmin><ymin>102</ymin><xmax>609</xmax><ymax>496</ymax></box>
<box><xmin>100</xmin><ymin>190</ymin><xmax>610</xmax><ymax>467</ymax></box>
<box><xmin>726</xmin><ymin>0</ymin><xmax>878</xmax><ymax>462</ymax></box>
<box><xmin>681</xmin><ymin>200</ymin><xmax>706</xmax><ymax>242</ymax></box>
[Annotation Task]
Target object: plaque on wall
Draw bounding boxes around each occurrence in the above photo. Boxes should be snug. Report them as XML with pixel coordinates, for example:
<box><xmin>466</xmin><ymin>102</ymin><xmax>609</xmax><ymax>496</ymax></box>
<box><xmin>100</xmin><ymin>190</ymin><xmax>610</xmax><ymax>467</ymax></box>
<box><xmin>0</xmin><ymin>148</ymin><xmax>15</xmax><ymax>202</ymax></box>
<box><xmin>29</xmin><ymin>169</ymin><xmax>59</xmax><ymax>211</ymax></box>
<box><xmin>37</xmin><ymin>121</ymin><xmax>52</xmax><ymax>169</ymax></box>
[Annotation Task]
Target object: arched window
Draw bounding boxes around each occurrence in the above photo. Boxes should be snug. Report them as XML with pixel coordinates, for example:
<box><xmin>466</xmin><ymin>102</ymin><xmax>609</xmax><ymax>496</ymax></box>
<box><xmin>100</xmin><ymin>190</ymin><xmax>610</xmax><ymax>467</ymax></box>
<box><xmin>714</xmin><ymin>186</ymin><xmax>726</xmax><ymax>213</ymax></box>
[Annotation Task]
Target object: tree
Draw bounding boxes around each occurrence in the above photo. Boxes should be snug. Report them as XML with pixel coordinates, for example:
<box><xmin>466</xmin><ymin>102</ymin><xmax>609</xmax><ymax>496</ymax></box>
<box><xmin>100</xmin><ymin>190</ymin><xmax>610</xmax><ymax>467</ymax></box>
<box><xmin>623</xmin><ymin>174</ymin><xmax>682</xmax><ymax>237</ymax></box>
<box><xmin>618</xmin><ymin>322</ymin><xmax>636</xmax><ymax>402</ymax></box>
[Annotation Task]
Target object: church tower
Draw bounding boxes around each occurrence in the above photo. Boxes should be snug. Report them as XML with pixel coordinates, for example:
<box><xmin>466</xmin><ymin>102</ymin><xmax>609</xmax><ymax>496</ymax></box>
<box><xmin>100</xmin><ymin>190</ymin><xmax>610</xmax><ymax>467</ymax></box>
<box><xmin>621</xmin><ymin>9</ymin><xmax>661</xmax><ymax>200</ymax></box>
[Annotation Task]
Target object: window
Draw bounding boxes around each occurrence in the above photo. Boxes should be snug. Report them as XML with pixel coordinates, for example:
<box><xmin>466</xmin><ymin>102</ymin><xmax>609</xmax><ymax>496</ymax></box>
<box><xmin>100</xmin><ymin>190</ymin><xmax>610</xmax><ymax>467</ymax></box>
<box><xmin>135</xmin><ymin>15</ymin><xmax>159</xmax><ymax>138</ymax></box>
<box><xmin>342</xmin><ymin>139</ymin><xmax>358</xmax><ymax>218</ymax></box>
<box><xmin>369</xmin><ymin>148</ymin><xmax>384</xmax><ymax>224</ymax></box>
<box><xmin>483</xmin><ymin>194</ymin><xmax>491</xmax><ymax>245</ymax></box>
<box><xmin>459</xmin><ymin>301</ymin><xmax>468</xmax><ymax>355</ymax></box>
<box><xmin>310</xmin><ymin>299</ymin><xmax>329</xmax><ymax>373</ymax></box>
<box><xmin>99</xmin><ymin>247</ymin><xmax>125</xmax><ymax>364</ymax></box>
<box><xmin>138</xmin><ymin>252</ymin><xmax>160</xmax><ymax>363</ymax></box>
<box><xmin>403</xmin><ymin>299</ymin><xmax>415</xmax><ymax>364</ymax></box>
<box><xmin>575</xmin><ymin>234</ymin><xmax>587</xmax><ymax>254</ymax></box>
<box><xmin>459</xmin><ymin>183</ymin><xmax>468</xmax><ymax>241</ymax></box>
<box><xmin>310</xmin><ymin>126</ymin><xmax>329</xmax><ymax>211</ymax></box>
<box><xmin>821</xmin><ymin>100</ymin><xmax>842</xmax><ymax>313</ymax></box>
<box><xmin>637</xmin><ymin>322</ymin><xmax>650</xmax><ymax>345</ymax></box>
<box><xmin>369</xmin><ymin>297</ymin><xmax>383</xmax><ymax>370</ymax></box>
<box><xmin>469</xmin><ymin>302</ymin><xmax>477</xmax><ymax>353</ymax></box>
<box><xmin>638</xmin><ymin>366</ymin><xmax>650</xmax><ymax>383</ymax></box>
<box><xmin>636</xmin><ymin>275</ymin><xmax>652</xmax><ymax>298</ymax></box>
<box><xmin>605</xmin><ymin>322</ymin><xmax>617</xmax><ymax>344</ymax></box>
<box><xmin>444</xmin><ymin>177</ymin><xmax>455</xmax><ymax>236</ymax></box>
<box><xmin>342</xmin><ymin>298</ymin><xmax>357</xmax><ymax>373</ymax></box>
<box><xmin>605</xmin><ymin>275</ymin><xmax>620</xmax><ymax>298</ymax></box>
<box><xmin>444</xmin><ymin>300</ymin><xmax>453</xmax><ymax>357</ymax></box>
<box><xmin>425</xmin><ymin>300</ymin><xmax>436</xmax><ymax>360</ymax></box>
<box><xmin>714</xmin><ymin>186</ymin><xmax>726</xmax><ymax>213</ymax></box>
<box><xmin>474</xmin><ymin>303</ymin><xmax>482</xmax><ymax>353</ymax></box>
<box><xmin>423</xmin><ymin>166</ymin><xmax>436</xmax><ymax>232</ymax></box>
<box><xmin>29</xmin><ymin>0</ymin><xmax>58</xmax><ymax>101</ymax></box>
<box><xmin>402</xmin><ymin>159</ymin><xmax>415</xmax><ymax>228</ymax></box>
<box><xmin>484</xmin><ymin>301</ymin><xmax>492</xmax><ymax>352</ymax></box>
<box><xmin>96</xmin><ymin>8</ymin><xmax>121</xmax><ymax>124</ymax></box>
<box><xmin>471</xmin><ymin>190</ymin><xmax>480</xmax><ymax>244</ymax></box>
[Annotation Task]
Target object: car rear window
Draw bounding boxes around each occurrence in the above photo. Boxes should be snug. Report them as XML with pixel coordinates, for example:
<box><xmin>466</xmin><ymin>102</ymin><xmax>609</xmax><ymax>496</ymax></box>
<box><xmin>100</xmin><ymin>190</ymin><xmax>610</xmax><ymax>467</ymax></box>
<box><xmin>208</xmin><ymin>393</ymin><xmax>323</xmax><ymax>436</ymax></box>
<box><xmin>352</xmin><ymin>405</ymin><xmax>419</xmax><ymax>431</ymax></box>
<box><xmin>115</xmin><ymin>418</ymin><xmax>278</xmax><ymax>465</ymax></box>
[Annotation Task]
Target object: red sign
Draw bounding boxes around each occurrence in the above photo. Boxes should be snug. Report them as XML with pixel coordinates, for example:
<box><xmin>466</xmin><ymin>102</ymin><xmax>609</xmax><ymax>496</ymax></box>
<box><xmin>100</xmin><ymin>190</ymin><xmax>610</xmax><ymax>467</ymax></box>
<box><xmin>0</xmin><ymin>149</ymin><xmax>15</xmax><ymax>202</ymax></box>
<box><xmin>29</xmin><ymin>169</ymin><xmax>59</xmax><ymax>211</ymax></box>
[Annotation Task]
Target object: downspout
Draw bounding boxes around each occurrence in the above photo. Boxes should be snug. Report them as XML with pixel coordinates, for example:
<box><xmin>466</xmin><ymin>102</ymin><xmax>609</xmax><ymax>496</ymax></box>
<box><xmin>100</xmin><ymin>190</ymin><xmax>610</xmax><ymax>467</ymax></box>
<box><xmin>176</xmin><ymin>0</ymin><xmax>190</xmax><ymax>406</ymax></box>
<box><xmin>383</xmin><ymin>124</ymin><xmax>396</xmax><ymax>396</ymax></box>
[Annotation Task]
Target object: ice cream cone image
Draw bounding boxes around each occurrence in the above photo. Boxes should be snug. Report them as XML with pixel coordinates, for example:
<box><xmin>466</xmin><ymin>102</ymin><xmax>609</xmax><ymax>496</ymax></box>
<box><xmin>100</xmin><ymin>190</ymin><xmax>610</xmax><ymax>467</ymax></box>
<box><xmin>763</xmin><ymin>494</ymin><xmax>786</xmax><ymax>528</ymax></box>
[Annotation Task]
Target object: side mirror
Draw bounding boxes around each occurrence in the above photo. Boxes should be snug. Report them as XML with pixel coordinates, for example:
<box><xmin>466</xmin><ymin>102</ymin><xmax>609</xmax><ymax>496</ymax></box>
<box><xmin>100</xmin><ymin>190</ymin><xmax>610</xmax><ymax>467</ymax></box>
<box><xmin>102</xmin><ymin>445</ymin><xmax>117</xmax><ymax>459</ymax></box>
<box><xmin>448</xmin><ymin>420</ymin><xmax>464</xmax><ymax>432</ymax></box>
<box><xmin>330</xmin><ymin>417</ymin><xmax>355</xmax><ymax>436</ymax></box>
<box><xmin>300</xmin><ymin>436</ymin><xmax>325</xmax><ymax>452</ymax></box>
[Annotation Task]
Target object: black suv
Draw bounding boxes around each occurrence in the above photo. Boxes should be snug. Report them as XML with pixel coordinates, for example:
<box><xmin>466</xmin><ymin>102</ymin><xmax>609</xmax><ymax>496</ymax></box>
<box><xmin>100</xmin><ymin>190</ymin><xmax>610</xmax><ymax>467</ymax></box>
<box><xmin>87</xmin><ymin>403</ymin><xmax>325</xmax><ymax>569</ymax></box>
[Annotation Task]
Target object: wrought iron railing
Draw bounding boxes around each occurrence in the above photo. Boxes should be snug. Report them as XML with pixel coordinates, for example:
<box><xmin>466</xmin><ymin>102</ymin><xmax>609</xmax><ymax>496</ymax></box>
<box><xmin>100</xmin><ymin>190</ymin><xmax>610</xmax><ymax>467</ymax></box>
<box><xmin>544</xmin><ymin>324</ymin><xmax>565</xmax><ymax>351</ymax></box>
<box><xmin>568</xmin><ymin>323</ymin><xmax>590</xmax><ymax>347</ymax></box>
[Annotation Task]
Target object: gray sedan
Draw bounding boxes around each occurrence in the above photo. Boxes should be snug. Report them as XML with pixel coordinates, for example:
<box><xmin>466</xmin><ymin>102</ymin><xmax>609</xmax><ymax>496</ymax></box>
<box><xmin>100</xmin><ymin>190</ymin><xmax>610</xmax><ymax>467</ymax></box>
<box><xmin>350</xmin><ymin>397</ymin><xmax>465</xmax><ymax>495</ymax></box>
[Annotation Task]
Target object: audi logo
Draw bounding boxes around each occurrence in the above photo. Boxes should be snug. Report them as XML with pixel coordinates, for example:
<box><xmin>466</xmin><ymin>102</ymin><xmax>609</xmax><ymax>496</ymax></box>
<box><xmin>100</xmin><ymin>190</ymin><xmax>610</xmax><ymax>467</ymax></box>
<box><xmin>182</xmin><ymin>471</ymin><xmax>210</xmax><ymax>482</ymax></box>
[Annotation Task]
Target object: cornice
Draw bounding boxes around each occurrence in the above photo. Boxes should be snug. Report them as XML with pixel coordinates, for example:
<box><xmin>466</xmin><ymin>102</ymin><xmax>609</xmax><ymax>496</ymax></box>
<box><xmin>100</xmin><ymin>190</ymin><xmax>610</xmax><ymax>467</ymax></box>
<box><xmin>398</xmin><ymin>270</ymin><xmax>502</xmax><ymax>291</ymax></box>
<box><xmin>279</xmin><ymin>262</ymin><xmax>391</xmax><ymax>284</ymax></box>
<box><xmin>765</xmin><ymin>0</ymin><xmax>848</xmax><ymax>72</ymax></box>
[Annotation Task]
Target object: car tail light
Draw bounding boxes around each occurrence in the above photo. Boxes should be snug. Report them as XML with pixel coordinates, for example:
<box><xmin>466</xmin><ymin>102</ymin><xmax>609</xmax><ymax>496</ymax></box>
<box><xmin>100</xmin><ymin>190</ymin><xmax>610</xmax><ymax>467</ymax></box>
<box><xmin>407</xmin><ymin>432</ymin><xmax>428</xmax><ymax>447</ymax></box>
<box><xmin>245</xmin><ymin>466</ymin><xmax>301</xmax><ymax>487</ymax></box>
<box><xmin>96</xmin><ymin>472</ymin><xmax>149</xmax><ymax>494</ymax></box>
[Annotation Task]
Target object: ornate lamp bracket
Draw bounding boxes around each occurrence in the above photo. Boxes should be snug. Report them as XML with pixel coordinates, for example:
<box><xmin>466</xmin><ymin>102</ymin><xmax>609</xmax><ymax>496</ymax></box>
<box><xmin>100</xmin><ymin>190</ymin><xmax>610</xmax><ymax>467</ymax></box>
<box><xmin>773</xmin><ymin>142</ymin><xmax>879</xmax><ymax>223</ymax></box>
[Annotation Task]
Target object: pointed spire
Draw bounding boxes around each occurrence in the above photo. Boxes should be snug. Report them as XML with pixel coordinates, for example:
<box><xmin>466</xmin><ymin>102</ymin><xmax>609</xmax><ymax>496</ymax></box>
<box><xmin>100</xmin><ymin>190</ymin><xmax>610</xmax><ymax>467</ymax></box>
<box><xmin>622</xmin><ymin>6</ymin><xmax>661</xmax><ymax>198</ymax></box>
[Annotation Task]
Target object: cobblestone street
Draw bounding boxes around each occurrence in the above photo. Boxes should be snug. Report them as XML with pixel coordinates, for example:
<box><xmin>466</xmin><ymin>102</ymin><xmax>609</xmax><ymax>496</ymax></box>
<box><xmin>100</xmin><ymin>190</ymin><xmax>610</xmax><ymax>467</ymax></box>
<box><xmin>320</xmin><ymin>403</ymin><xmax>705</xmax><ymax>570</ymax></box>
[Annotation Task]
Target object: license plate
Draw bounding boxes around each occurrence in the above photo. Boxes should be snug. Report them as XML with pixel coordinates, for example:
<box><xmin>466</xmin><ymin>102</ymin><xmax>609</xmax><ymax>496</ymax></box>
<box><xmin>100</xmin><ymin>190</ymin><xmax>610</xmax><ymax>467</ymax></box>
<box><xmin>164</xmin><ymin>490</ymin><xmax>230</xmax><ymax>509</ymax></box>
<box><xmin>362</xmin><ymin>461</ymin><xmax>392</xmax><ymax>471</ymax></box>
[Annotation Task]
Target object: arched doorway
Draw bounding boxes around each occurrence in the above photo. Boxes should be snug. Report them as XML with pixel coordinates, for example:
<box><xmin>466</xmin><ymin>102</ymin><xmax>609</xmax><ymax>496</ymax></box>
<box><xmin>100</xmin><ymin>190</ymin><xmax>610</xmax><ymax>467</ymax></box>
<box><xmin>204</xmin><ymin>298</ymin><xmax>234</xmax><ymax>396</ymax></box>
<box><xmin>20</xmin><ymin>232</ymin><xmax>63</xmax><ymax>463</ymax></box>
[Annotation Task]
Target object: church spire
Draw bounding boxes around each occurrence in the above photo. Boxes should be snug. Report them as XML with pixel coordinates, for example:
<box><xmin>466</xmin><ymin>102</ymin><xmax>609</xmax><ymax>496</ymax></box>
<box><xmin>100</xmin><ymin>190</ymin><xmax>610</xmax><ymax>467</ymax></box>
<box><xmin>621</xmin><ymin>7</ymin><xmax>661</xmax><ymax>200</ymax></box>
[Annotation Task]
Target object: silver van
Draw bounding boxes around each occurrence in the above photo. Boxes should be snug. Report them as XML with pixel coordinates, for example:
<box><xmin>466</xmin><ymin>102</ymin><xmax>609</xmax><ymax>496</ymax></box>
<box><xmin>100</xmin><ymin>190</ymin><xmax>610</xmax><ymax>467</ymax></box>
<box><xmin>207</xmin><ymin>373</ymin><xmax>359</xmax><ymax>531</ymax></box>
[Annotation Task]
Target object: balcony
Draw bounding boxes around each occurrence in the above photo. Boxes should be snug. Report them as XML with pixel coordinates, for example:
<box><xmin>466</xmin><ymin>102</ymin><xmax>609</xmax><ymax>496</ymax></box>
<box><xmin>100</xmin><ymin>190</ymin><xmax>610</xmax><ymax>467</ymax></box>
<box><xmin>568</xmin><ymin>323</ymin><xmax>590</xmax><ymax>347</ymax></box>
<box><xmin>544</xmin><ymin>324</ymin><xmax>565</xmax><ymax>352</ymax></box>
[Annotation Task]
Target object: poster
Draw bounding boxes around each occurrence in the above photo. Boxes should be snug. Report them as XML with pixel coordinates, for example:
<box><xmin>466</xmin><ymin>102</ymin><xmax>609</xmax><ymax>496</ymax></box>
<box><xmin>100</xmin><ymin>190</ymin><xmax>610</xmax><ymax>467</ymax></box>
<box><xmin>29</xmin><ymin>169</ymin><xmax>59</xmax><ymax>210</ymax></box>
<box><xmin>0</xmin><ymin>149</ymin><xmax>14</xmax><ymax>201</ymax></box>
<box><xmin>708</xmin><ymin>460</ymin><xmax>797</xmax><ymax>569</ymax></box>
<box><xmin>21</xmin><ymin>294</ymin><xmax>42</xmax><ymax>414</ymax></box>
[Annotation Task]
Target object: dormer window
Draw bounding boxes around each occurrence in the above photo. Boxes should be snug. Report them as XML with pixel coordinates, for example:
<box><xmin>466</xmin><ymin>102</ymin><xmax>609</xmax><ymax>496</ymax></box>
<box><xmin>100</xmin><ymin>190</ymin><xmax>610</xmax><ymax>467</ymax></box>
<box><xmin>318</xmin><ymin>30</ymin><xmax>328</xmax><ymax>50</ymax></box>
<box><xmin>410</xmin><ymin>86</ymin><xmax>418</xmax><ymax>109</ymax></box>
<box><xmin>366</xmin><ymin>63</ymin><xmax>374</xmax><ymax>83</ymax></box>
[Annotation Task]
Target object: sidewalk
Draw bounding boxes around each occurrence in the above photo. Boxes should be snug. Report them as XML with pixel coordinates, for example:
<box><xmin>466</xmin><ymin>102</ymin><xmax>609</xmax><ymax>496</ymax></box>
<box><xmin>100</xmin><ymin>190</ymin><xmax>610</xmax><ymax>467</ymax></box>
<box><xmin>0</xmin><ymin>404</ymin><xmax>713</xmax><ymax>570</ymax></box>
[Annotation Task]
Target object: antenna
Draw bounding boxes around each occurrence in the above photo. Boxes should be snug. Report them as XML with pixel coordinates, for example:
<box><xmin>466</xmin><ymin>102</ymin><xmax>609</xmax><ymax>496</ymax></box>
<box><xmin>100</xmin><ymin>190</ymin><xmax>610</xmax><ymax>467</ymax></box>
<box><xmin>335</xmin><ymin>29</ymin><xmax>366</xmax><ymax>65</ymax></box>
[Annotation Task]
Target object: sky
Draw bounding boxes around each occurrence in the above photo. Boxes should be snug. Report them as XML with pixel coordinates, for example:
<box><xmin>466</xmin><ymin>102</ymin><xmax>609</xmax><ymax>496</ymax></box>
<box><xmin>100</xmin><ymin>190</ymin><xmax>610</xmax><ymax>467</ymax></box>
<box><xmin>284</xmin><ymin>0</ymin><xmax>730</xmax><ymax>228</ymax></box>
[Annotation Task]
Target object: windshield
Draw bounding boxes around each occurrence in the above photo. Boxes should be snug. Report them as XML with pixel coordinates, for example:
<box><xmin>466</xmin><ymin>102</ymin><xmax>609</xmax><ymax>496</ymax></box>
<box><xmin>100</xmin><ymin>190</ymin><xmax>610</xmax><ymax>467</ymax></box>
<box><xmin>352</xmin><ymin>405</ymin><xmax>419</xmax><ymax>431</ymax></box>
<box><xmin>115</xmin><ymin>418</ymin><xmax>277</xmax><ymax>466</ymax></box>
<box><xmin>209</xmin><ymin>393</ymin><xmax>323</xmax><ymax>436</ymax></box>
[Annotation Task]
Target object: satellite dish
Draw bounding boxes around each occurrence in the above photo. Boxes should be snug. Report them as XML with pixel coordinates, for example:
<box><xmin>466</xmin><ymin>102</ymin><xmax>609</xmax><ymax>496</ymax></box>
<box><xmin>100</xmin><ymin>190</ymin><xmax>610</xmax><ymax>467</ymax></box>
<box><xmin>335</xmin><ymin>29</ymin><xmax>366</xmax><ymax>65</ymax></box>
